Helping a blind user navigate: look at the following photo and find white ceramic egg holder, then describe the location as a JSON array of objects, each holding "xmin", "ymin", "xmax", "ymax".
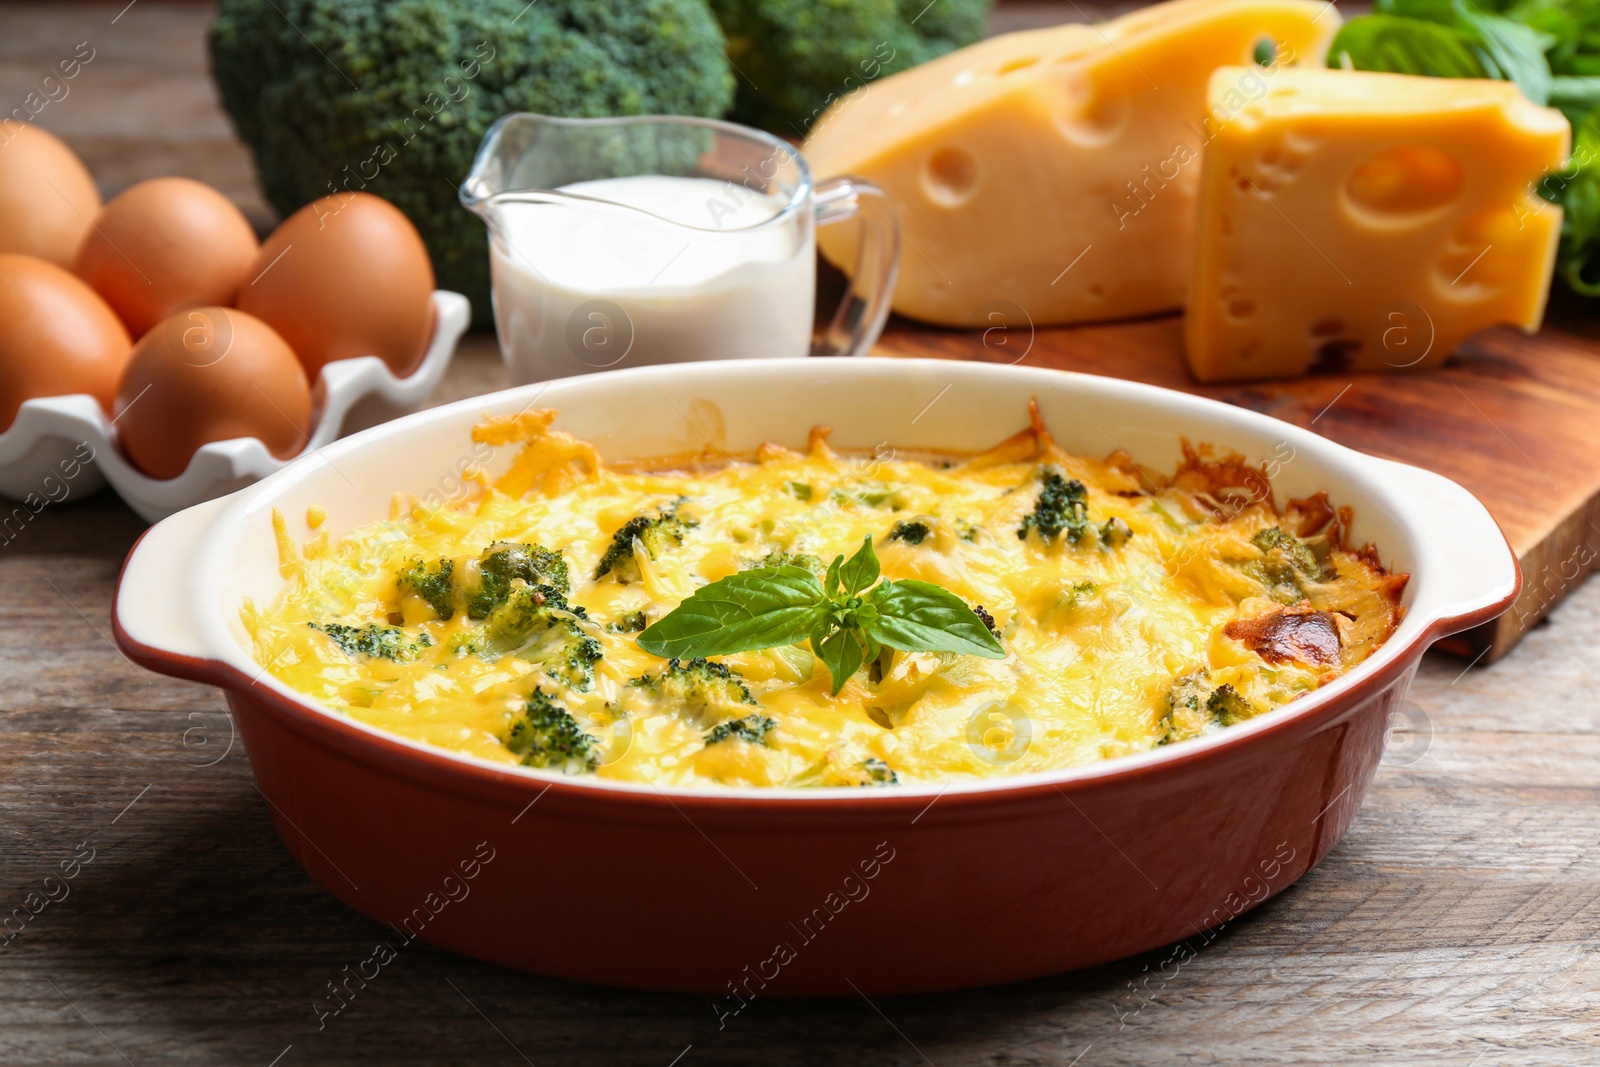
[{"xmin": 0, "ymin": 290, "xmax": 470, "ymax": 522}]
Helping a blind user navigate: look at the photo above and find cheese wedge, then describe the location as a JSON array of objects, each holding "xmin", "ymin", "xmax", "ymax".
[
  {"xmin": 805, "ymin": 0, "xmax": 1341, "ymax": 328},
  {"xmin": 1185, "ymin": 68, "xmax": 1570, "ymax": 381}
]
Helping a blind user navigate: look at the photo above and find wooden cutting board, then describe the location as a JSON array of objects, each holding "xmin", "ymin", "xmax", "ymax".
[{"xmin": 868, "ymin": 289, "xmax": 1600, "ymax": 662}]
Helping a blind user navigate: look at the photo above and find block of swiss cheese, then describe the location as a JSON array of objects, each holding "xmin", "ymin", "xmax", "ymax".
[
  {"xmin": 804, "ymin": 0, "xmax": 1341, "ymax": 328},
  {"xmin": 1186, "ymin": 67, "xmax": 1571, "ymax": 381}
]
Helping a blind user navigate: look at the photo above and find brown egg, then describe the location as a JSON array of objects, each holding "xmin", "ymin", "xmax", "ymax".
[
  {"xmin": 0, "ymin": 254, "xmax": 131, "ymax": 434},
  {"xmin": 114, "ymin": 307, "xmax": 311, "ymax": 480},
  {"xmin": 237, "ymin": 192, "xmax": 435, "ymax": 380},
  {"xmin": 0, "ymin": 122, "xmax": 101, "ymax": 268},
  {"xmin": 74, "ymin": 177, "xmax": 259, "ymax": 339}
]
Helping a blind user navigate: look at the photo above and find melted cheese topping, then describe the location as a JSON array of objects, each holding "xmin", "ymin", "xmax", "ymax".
[{"xmin": 245, "ymin": 411, "xmax": 1405, "ymax": 789}]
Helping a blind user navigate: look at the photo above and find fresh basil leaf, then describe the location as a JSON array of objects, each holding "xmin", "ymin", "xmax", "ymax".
[
  {"xmin": 813, "ymin": 623, "xmax": 868, "ymax": 695},
  {"xmin": 863, "ymin": 580, "xmax": 1007, "ymax": 659},
  {"xmin": 638, "ymin": 566, "xmax": 826, "ymax": 659},
  {"xmin": 1376, "ymin": 0, "xmax": 1461, "ymax": 22},
  {"xmin": 824, "ymin": 554, "xmax": 843, "ymax": 600},
  {"xmin": 1509, "ymin": 0, "xmax": 1587, "ymax": 73},
  {"xmin": 1552, "ymin": 75, "xmax": 1600, "ymax": 122},
  {"xmin": 1543, "ymin": 108, "xmax": 1600, "ymax": 294},
  {"xmin": 1330, "ymin": 14, "xmax": 1492, "ymax": 77},
  {"xmin": 1459, "ymin": 6, "xmax": 1556, "ymax": 103},
  {"xmin": 837, "ymin": 536, "xmax": 880, "ymax": 597}
]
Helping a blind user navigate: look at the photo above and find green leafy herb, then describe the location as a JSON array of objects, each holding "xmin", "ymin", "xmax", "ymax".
[
  {"xmin": 1542, "ymin": 109, "xmax": 1600, "ymax": 294},
  {"xmin": 637, "ymin": 537, "xmax": 1005, "ymax": 695}
]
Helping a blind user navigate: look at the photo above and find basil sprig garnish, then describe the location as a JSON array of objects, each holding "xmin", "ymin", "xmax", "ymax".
[{"xmin": 637, "ymin": 537, "xmax": 1005, "ymax": 694}]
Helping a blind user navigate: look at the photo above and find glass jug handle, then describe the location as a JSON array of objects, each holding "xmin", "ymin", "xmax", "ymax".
[{"xmin": 811, "ymin": 177, "xmax": 901, "ymax": 359}]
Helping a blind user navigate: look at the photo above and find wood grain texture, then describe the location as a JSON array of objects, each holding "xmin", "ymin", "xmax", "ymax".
[{"xmin": 1, "ymin": 2, "xmax": 1596, "ymax": 1065}]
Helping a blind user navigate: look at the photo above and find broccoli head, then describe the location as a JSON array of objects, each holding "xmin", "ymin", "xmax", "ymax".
[
  {"xmin": 609, "ymin": 610, "xmax": 649, "ymax": 633},
  {"xmin": 1158, "ymin": 673, "xmax": 1259, "ymax": 743},
  {"xmin": 1245, "ymin": 527, "xmax": 1334, "ymax": 604},
  {"xmin": 709, "ymin": 0, "xmax": 992, "ymax": 134},
  {"xmin": 1018, "ymin": 466, "xmax": 1092, "ymax": 545},
  {"xmin": 887, "ymin": 520, "xmax": 930, "ymax": 545},
  {"xmin": 310, "ymin": 622, "xmax": 433, "ymax": 662},
  {"xmin": 398, "ymin": 558, "xmax": 456, "ymax": 620},
  {"xmin": 401, "ymin": 543, "xmax": 576, "ymax": 621},
  {"xmin": 630, "ymin": 657, "xmax": 757, "ymax": 723},
  {"xmin": 507, "ymin": 688, "xmax": 600, "ymax": 772},
  {"xmin": 594, "ymin": 502, "xmax": 693, "ymax": 582},
  {"xmin": 743, "ymin": 548, "xmax": 823, "ymax": 576},
  {"xmin": 704, "ymin": 713, "xmax": 777, "ymax": 746},
  {"xmin": 463, "ymin": 542, "xmax": 571, "ymax": 618},
  {"xmin": 209, "ymin": 0, "xmax": 736, "ymax": 320},
  {"xmin": 455, "ymin": 586, "xmax": 603, "ymax": 689}
]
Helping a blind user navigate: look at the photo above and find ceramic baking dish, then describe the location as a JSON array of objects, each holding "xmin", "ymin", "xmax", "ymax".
[{"xmin": 112, "ymin": 358, "xmax": 1518, "ymax": 996}]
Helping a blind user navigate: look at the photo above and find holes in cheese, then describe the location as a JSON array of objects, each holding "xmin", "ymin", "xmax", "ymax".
[
  {"xmin": 924, "ymin": 146, "xmax": 981, "ymax": 206},
  {"xmin": 1343, "ymin": 146, "xmax": 1465, "ymax": 223},
  {"xmin": 1058, "ymin": 71, "xmax": 1133, "ymax": 147},
  {"xmin": 804, "ymin": 0, "xmax": 1341, "ymax": 328},
  {"xmin": 1185, "ymin": 67, "xmax": 1571, "ymax": 382}
]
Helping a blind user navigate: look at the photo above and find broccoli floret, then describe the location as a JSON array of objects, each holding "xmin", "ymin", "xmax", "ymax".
[
  {"xmin": 464, "ymin": 542, "xmax": 571, "ymax": 619},
  {"xmin": 506, "ymin": 688, "xmax": 600, "ymax": 772},
  {"xmin": 209, "ymin": 0, "xmax": 735, "ymax": 322},
  {"xmin": 1245, "ymin": 527, "xmax": 1334, "ymax": 604},
  {"xmin": 309, "ymin": 622, "xmax": 433, "ymax": 662},
  {"xmin": 709, "ymin": 0, "xmax": 992, "ymax": 134},
  {"xmin": 1100, "ymin": 516, "xmax": 1134, "ymax": 548},
  {"xmin": 610, "ymin": 610, "xmax": 649, "ymax": 633},
  {"xmin": 400, "ymin": 543, "xmax": 576, "ymax": 622},
  {"xmin": 743, "ymin": 548, "xmax": 823, "ymax": 575},
  {"xmin": 857, "ymin": 758, "xmax": 899, "ymax": 786},
  {"xmin": 704, "ymin": 713, "xmax": 777, "ymax": 746},
  {"xmin": 631, "ymin": 657, "xmax": 756, "ymax": 722},
  {"xmin": 398, "ymin": 559, "xmax": 455, "ymax": 620},
  {"xmin": 594, "ymin": 503, "xmax": 693, "ymax": 582},
  {"xmin": 1018, "ymin": 466, "xmax": 1092, "ymax": 545},
  {"xmin": 1206, "ymin": 684, "xmax": 1255, "ymax": 728},
  {"xmin": 556, "ymin": 633, "xmax": 605, "ymax": 691},
  {"xmin": 1159, "ymin": 672, "xmax": 1212, "ymax": 745},
  {"xmin": 453, "ymin": 586, "xmax": 603, "ymax": 689},
  {"xmin": 1158, "ymin": 674, "xmax": 1258, "ymax": 742},
  {"xmin": 887, "ymin": 520, "xmax": 930, "ymax": 545}
]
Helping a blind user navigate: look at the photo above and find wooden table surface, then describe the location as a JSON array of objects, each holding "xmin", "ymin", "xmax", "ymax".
[{"xmin": 3, "ymin": 3, "xmax": 1598, "ymax": 1065}]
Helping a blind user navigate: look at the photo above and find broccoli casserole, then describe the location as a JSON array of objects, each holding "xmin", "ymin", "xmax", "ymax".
[{"xmin": 245, "ymin": 405, "xmax": 1407, "ymax": 788}]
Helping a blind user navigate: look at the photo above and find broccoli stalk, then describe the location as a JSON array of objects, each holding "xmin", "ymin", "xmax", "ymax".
[
  {"xmin": 209, "ymin": 0, "xmax": 736, "ymax": 321},
  {"xmin": 507, "ymin": 688, "xmax": 600, "ymax": 772}
]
